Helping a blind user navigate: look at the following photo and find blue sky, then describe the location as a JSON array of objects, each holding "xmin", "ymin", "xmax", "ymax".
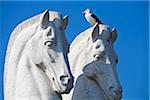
[{"xmin": 0, "ymin": 1, "xmax": 149, "ymax": 100}]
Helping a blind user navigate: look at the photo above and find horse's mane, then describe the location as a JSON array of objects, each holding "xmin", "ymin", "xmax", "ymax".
[
  {"xmin": 4, "ymin": 11, "xmax": 62, "ymax": 96},
  {"xmin": 69, "ymin": 27, "xmax": 92, "ymax": 52}
]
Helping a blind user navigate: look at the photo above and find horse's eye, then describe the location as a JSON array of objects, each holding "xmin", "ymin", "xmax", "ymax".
[
  {"xmin": 93, "ymin": 54, "xmax": 101, "ymax": 60},
  {"xmin": 95, "ymin": 45, "xmax": 100, "ymax": 49},
  {"xmin": 93, "ymin": 51, "xmax": 105, "ymax": 61}
]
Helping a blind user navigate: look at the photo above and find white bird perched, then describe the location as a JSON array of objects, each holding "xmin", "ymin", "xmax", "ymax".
[{"xmin": 83, "ymin": 8, "xmax": 103, "ymax": 26}]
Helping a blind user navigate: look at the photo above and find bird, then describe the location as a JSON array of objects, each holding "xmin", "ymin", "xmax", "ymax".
[{"xmin": 82, "ymin": 8, "xmax": 103, "ymax": 26}]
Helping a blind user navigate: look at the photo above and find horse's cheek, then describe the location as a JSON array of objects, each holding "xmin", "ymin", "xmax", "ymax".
[{"xmin": 33, "ymin": 47, "xmax": 43, "ymax": 64}]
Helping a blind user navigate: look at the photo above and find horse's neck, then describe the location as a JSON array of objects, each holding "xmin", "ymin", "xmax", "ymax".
[
  {"xmin": 62, "ymin": 74, "xmax": 105, "ymax": 100},
  {"xmin": 72, "ymin": 75, "xmax": 105, "ymax": 100},
  {"xmin": 69, "ymin": 44, "xmax": 92, "ymax": 81},
  {"xmin": 62, "ymin": 43, "xmax": 90, "ymax": 100},
  {"xmin": 14, "ymin": 50, "xmax": 62, "ymax": 100},
  {"xmin": 69, "ymin": 52, "xmax": 83, "ymax": 81}
]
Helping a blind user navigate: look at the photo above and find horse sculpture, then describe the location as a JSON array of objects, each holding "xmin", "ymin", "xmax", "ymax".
[
  {"xmin": 62, "ymin": 23, "xmax": 122, "ymax": 100},
  {"xmin": 4, "ymin": 10, "xmax": 74, "ymax": 100}
]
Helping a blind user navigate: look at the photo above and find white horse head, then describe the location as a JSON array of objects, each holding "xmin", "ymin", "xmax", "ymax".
[
  {"xmin": 29, "ymin": 10, "xmax": 74, "ymax": 94},
  {"xmin": 65, "ymin": 23, "xmax": 122, "ymax": 100},
  {"xmin": 4, "ymin": 10, "xmax": 73, "ymax": 100}
]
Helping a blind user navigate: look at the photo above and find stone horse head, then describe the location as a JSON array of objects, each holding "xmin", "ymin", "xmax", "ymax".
[
  {"xmin": 63, "ymin": 23, "xmax": 122, "ymax": 100},
  {"xmin": 4, "ymin": 10, "xmax": 73, "ymax": 100},
  {"xmin": 82, "ymin": 24, "xmax": 122, "ymax": 99}
]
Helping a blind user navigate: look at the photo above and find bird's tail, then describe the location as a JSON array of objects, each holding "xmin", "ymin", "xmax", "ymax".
[{"xmin": 98, "ymin": 20, "xmax": 103, "ymax": 24}]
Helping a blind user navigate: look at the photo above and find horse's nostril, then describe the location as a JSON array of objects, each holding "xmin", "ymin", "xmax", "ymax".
[
  {"xmin": 118, "ymin": 87, "xmax": 123, "ymax": 94},
  {"xmin": 60, "ymin": 75, "xmax": 68, "ymax": 83},
  {"xmin": 109, "ymin": 86, "xmax": 123, "ymax": 95},
  {"xmin": 108, "ymin": 86, "xmax": 118, "ymax": 93},
  {"xmin": 109, "ymin": 86, "xmax": 114, "ymax": 91}
]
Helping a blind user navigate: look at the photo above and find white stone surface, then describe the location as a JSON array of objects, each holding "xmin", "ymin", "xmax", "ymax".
[
  {"xmin": 4, "ymin": 10, "xmax": 73, "ymax": 100},
  {"xmin": 62, "ymin": 24, "xmax": 122, "ymax": 100}
]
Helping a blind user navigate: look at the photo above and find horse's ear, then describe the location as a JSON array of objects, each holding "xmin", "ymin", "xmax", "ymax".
[
  {"xmin": 39, "ymin": 9, "xmax": 49, "ymax": 29},
  {"xmin": 61, "ymin": 15, "xmax": 68, "ymax": 30},
  {"xmin": 111, "ymin": 27, "xmax": 117, "ymax": 43},
  {"xmin": 91, "ymin": 23, "xmax": 99, "ymax": 42}
]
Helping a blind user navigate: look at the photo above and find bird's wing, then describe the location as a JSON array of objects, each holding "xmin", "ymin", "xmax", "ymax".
[{"xmin": 91, "ymin": 14, "xmax": 103, "ymax": 24}]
